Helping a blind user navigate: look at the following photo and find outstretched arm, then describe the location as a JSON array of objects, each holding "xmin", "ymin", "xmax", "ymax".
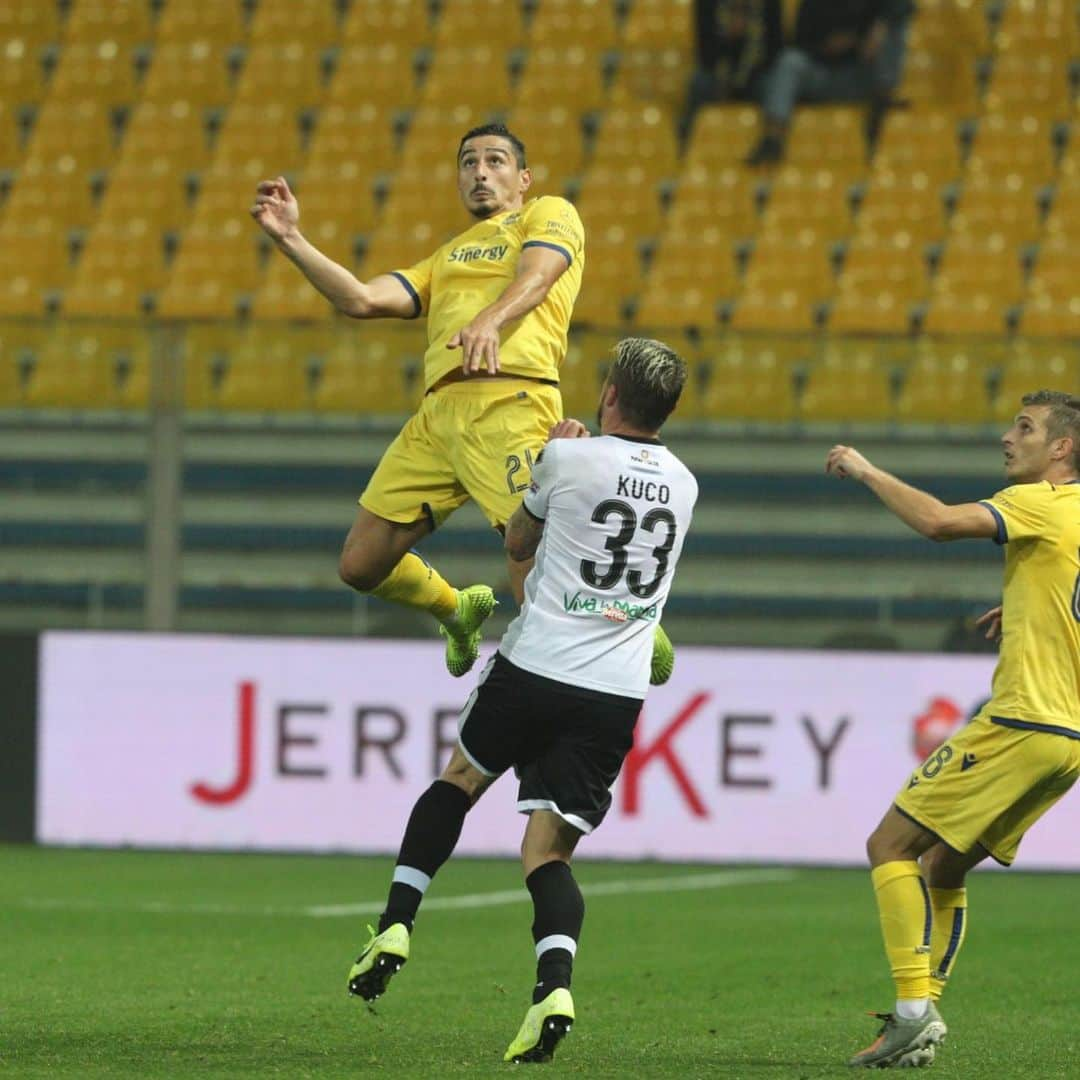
[
  {"xmin": 825, "ymin": 445, "xmax": 999, "ymax": 541},
  {"xmin": 251, "ymin": 176, "xmax": 417, "ymax": 319}
]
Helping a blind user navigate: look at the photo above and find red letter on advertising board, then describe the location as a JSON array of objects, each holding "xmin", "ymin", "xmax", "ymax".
[
  {"xmin": 620, "ymin": 692, "xmax": 709, "ymax": 817},
  {"xmin": 190, "ymin": 681, "xmax": 255, "ymax": 806}
]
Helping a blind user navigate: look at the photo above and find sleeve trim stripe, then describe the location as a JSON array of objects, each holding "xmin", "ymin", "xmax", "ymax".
[
  {"xmin": 522, "ymin": 239, "xmax": 573, "ymax": 265},
  {"xmin": 390, "ymin": 271, "xmax": 422, "ymax": 318},
  {"xmin": 979, "ymin": 500, "xmax": 1008, "ymax": 545},
  {"xmin": 522, "ymin": 502, "xmax": 545, "ymax": 523}
]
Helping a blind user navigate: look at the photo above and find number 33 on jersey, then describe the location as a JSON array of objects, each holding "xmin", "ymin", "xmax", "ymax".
[{"xmin": 499, "ymin": 433, "xmax": 698, "ymax": 699}]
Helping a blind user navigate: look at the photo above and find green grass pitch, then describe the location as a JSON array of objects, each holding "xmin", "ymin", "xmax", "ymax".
[{"xmin": 2, "ymin": 846, "xmax": 1078, "ymax": 1078}]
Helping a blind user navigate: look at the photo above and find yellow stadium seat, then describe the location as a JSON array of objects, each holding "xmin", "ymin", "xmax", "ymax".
[
  {"xmin": 950, "ymin": 175, "xmax": 1043, "ymax": 245},
  {"xmin": 155, "ymin": 1, "xmax": 246, "ymax": 45},
  {"xmin": 623, "ymin": 0, "xmax": 692, "ymax": 50},
  {"xmin": 906, "ymin": 0, "xmax": 989, "ymax": 55},
  {"xmin": 0, "ymin": 318, "xmax": 51, "ymax": 402},
  {"xmin": 361, "ymin": 218, "xmax": 461, "ymax": 277},
  {"xmin": 307, "ymin": 102, "xmax": 398, "ymax": 178},
  {"xmin": 515, "ymin": 46, "xmax": 608, "ymax": 113},
  {"xmin": 23, "ymin": 100, "xmax": 116, "ymax": 173},
  {"xmin": 759, "ymin": 166, "xmax": 853, "ymax": 237},
  {"xmin": 801, "ymin": 341, "xmax": 895, "ymax": 423},
  {"xmin": 570, "ymin": 224, "xmax": 641, "ymax": 326},
  {"xmin": 24, "ymin": 325, "xmax": 124, "ymax": 409},
  {"xmin": 434, "ymin": 0, "xmax": 525, "ymax": 48},
  {"xmin": 341, "ymin": 0, "xmax": 432, "ymax": 50},
  {"xmin": 398, "ymin": 105, "xmax": 486, "ymax": 173},
  {"xmin": 731, "ymin": 233, "xmax": 835, "ymax": 333},
  {"xmin": 896, "ymin": 48, "xmax": 980, "ymax": 115},
  {"xmin": 529, "ymin": 0, "xmax": 619, "ymax": 52},
  {"xmin": 698, "ymin": 333, "xmax": 803, "ymax": 422},
  {"xmin": 576, "ymin": 165, "xmax": 666, "ymax": 236},
  {"xmin": 828, "ymin": 229, "xmax": 929, "ymax": 334},
  {"xmin": 0, "ymin": 102, "xmax": 22, "ymax": 173},
  {"xmin": 965, "ymin": 113, "xmax": 1057, "ymax": 185},
  {"xmin": 47, "ymin": 42, "xmax": 139, "ymax": 107},
  {"xmin": 503, "ymin": 106, "xmax": 585, "ymax": 192},
  {"xmin": 248, "ymin": 256, "xmax": 339, "ymax": 322},
  {"xmin": 983, "ymin": 53, "xmax": 1072, "ymax": 120},
  {"xmin": 216, "ymin": 326, "xmax": 314, "ymax": 412},
  {"xmin": 328, "ymin": 44, "xmax": 421, "ymax": 108},
  {"xmin": 233, "ymin": 43, "xmax": 326, "ymax": 109},
  {"xmin": 856, "ymin": 171, "xmax": 948, "ymax": 242},
  {"xmin": 208, "ymin": 102, "xmax": 305, "ymax": 174},
  {"xmin": 63, "ymin": 0, "xmax": 154, "ymax": 46},
  {"xmin": 156, "ymin": 218, "xmax": 262, "ymax": 319},
  {"xmin": 896, "ymin": 342, "xmax": 994, "ymax": 424},
  {"xmin": 994, "ymin": 340, "xmax": 1080, "ymax": 417},
  {"xmin": 96, "ymin": 159, "xmax": 191, "ymax": 232},
  {"xmin": 558, "ymin": 328, "xmax": 621, "ymax": 419},
  {"xmin": 610, "ymin": 47, "xmax": 690, "ymax": 111},
  {"xmin": 420, "ymin": 45, "xmax": 513, "ymax": 110},
  {"xmin": 667, "ymin": 163, "xmax": 758, "ymax": 237},
  {"xmin": 288, "ymin": 168, "xmax": 381, "ymax": 242},
  {"xmin": 995, "ymin": 0, "xmax": 1078, "ymax": 59},
  {"xmin": 119, "ymin": 100, "xmax": 212, "ymax": 169},
  {"xmin": 0, "ymin": 37, "xmax": 48, "ymax": 107},
  {"xmin": 0, "ymin": 0, "xmax": 61, "ymax": 44},
  {"xmin": 636, "ymin": 226, "xmax": 737, "ymax": 330},
  {"xmin": 63, "ymin": 218, "xmax": 169, "ymax": 317},
  {"xmin": 378, "ymin": 160, "xmax": 470, "ymax": 240},
  {"xmin": 784, "ymin": 107, "xmax": 867, "ymax": 177},
  {"xmin": 247, "ymin": 0, "xmax": 341, "ymax": 45},
  {"xmin": 3, "ymin": 158, "xmax": 98, "ymax": 230},
  {"xmin": 684, "ymin": 105, "xmax": 761, "ymax": 168},
  {"xmin": 590, "ymin": 104, "xmax": 680, "ymax": 177},
  {"xmin": 181, "ymin": 322, "xmax": 240, "ymax": 409},
  {"xmin": 871, "ymin": 110, "xmax": 962, "ymax": 185},
  {"xmin": 313, "ymin": 327, "xmax": 423, "ymax": 414},
  {"xmin": 140, "ymin": 42, "xmax": 234, "ymax": 107},
  {"xmin": 0, "ymin": 223, "xmax": 71, "ymax": 315}
]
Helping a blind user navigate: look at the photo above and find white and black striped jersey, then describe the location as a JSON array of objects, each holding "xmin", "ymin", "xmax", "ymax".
[{"xmin": 498, "ymin": 433, "xmax": 698, "ymax": 698}]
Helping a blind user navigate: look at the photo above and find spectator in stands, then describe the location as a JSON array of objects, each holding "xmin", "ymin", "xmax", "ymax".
[
  {"xmin": 742, "ymin": 0, "xmax": 913, "ymax": 165},
  {"xmin": 684, "ymin": 0, "xmax": 785, "ymax": 128}
]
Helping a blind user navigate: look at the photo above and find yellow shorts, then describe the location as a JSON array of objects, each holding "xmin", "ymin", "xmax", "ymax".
[
  {"xmin": 894, "ymin": 713, "xmax": 1080, "ymax": 865},
  {"xmin": 360, "ymin": 378, "xmax": 563, "ymax": 530}
]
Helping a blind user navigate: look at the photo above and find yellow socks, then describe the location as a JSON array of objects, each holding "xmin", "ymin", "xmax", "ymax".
[
  {"xmin": 928, "ymin": 887, "xmax": 967, "ymax": 1002},
  {"xmin": 871, "ymin": 861, "xmax": 932, "ymax": 1001},
  {"xmin": 370, "ymin": 552, "xmax": 457, "ymax": 621}
]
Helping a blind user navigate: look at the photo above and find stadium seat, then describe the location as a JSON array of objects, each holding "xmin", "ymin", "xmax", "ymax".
[
  {"xmin": 312, "ymin": 327, "xmax": 422, "ymax": 414},
  {"xmin": 249, "ymin": 252, "xmax": 340, "ymax": 322},
  {"xmin": 994, "ymin": 340, "xmax": 1080, "ymax": 417},
  {"xmin": 139, "ymin": 42, "xmax": 234, "ymax": 108},
  {"xmin": 945, "ymin": 175, "xmax": 1042, "ymax": 246},
  {"xmin": 895, "ymin": 341, "xmax": 995, "ymax": 424},
  {"xmin": 569, "ymin": 224, "xmax": 641, "ymax": 326},
  {"xmin": 636, "ymin": 224, "xmax": 738, "ymax": 329},
  {"xmin": 378, "ymin": 160, "xmax": 470, "ymax": 241},
  {"xmin": 420, "ymin": 45, "xmax": 514, "ymax": 111},
  {"xmin": 0, "ymin": 0, "xmax": 62, "ymax": 45},
  {"xmin": 216, "ymin": 325, "xmax": 315, "ymax": 412},
  {"xmin": 433, "ymin": 0, "xmax": 525, "ymax": 49},
  {"xmin": 610, "ymin": 47, "xmax": 692, "ymax": 111},
  {"xmin": 698, "ymin": 333, "xmax": 803, "ymax": 422},
  {"xmin": 684, "ymin": 105, "xmax": 761, "ymax": 168},
  {"xmin": 63, "ymin": 218, "xmax": 169, "ymax": 317},
  {"xmin": 558, "ymin": 328, "xmax": 621, "ymax": 419},
  {"xmin": 2, "ymin": 157, "xmax": 98, "ymax": 231},
  {"xmin": 529, "ymin": 0, "xmax": 619, "ymax": 53},
  {"xmin": 1021, "ymin": 233, "xmax": 1080, "ymax": 338},
  {"xmin": 856, "ymin": 171, "xmax": 948, "ymax": 242},
  {"xmin": 828, "ymin": 230, "xmax": 929, "ymax": 334},
  {"xmin": 994, "ymin": 0, "xmax": 1078, "ymax": 60},
  {"xmin": 63, "ymin": 0, "xmax": 154, "ymax": 47},
  {"xmin": 965, "ymin": 113, "xmax": 1057, "ymax": 185},
  {"xmin": 0, "ymin": 318, "xmax": 50, "ymax": 401},
  {"xmin": 759, "ymin": 166, "xmax": 853, "ymax": 237},
  {"xmin": 328, "ymin": 44, "xmax": 420, "ymax": 109},
  {"xmin": 503, "ymin": 106, "xmax": 585, "ymax": 192},
  {"xmin": 362, "ymin": 216, "xmax": 462, "ymax": 276},
  {"xmin": 232, "ymin": 43, "xmax": 326, "ymax": 109},
  {"xmin": 784, "ymin": 107, "xmax": 867, "ymax": 178},
  {"xmin": 731, "ymin": 232, "xmax": 834, "ymax": 333},
  {"xmin": 0, "ymin": 37, "xmax": 49, "ymax": 108},
  {"xmin": 155, "ymin": 0, "xmax": 246, "ymax": 45},
  {"xmin": 590, "ymin": 105, "xmax": 680, "ymax": 179},
  {"xmin": 575, "ymin": 165, "xmax": 666, "ymax": 237},
  {"xmin": 341, "ymin": 0, "xmax": 432, "ymax": 50},
  {"xmin": 23, "ymin": 325, "xmax": 126, "ymax": 409},
  {"xmin": 117, "ymin": 99, "xmax": 212, "ymax": 171},
  {"xmin": 0, "ymin": 101, "xmax": 23, "ymax": 175},
  {"xmin": 286, "ymin": 165, "xmax": 382, "ymax": 242},
  {"xmin": 22, "ymin": 100, "xmax": 117, "ymax": 173},
  {"xmin": 247, "ymin": 0, "xmax": 341, "ymax": 46},
  {"xmin": 896, "ymin": 48, "xmax": 980, "ymax": 115},
  {"xmin": 46, "ymin": 42, "xmax": 140, "ymax": 107},
  {"xmin": 514, "ymin": 46, "xmax": 608, "ymax": 114},
  {"xmin": 667, "ymin": 163, "xmax": 757, "ymax": 239},
  {"xmin": 906, "ymin": 0, "xmax": 990, "ymax": 55},
  {"xmin": 397, "ymin": 105, "xmax": 485, "ymax": 173},
  {"xmin": 207, "ymin": 102, "xmax": 305, "ymax": 176},
  {"xmin": 871, "ymin": 110, "xmax": 962, "ymax": 186},
  {"xmin": 801, "ymin": 340, "xmax": 895, "ymax": 423},
  {"xmin": 983, "ymin": 53, "xmax": 1072, "ymax": 120},
  {"xmin": 0, "ymin": 222, "xmax": 71, "ymax": 316}
]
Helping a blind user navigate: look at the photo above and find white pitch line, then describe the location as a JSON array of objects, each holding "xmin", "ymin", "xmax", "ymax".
[{"xmin": 12, "ymin": 868, "xmax": 796, "ymax": 920}]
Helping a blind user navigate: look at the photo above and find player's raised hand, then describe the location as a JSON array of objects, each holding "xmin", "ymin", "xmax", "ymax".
[
  {"xmin": 447, "ymin": 314, "xmax": 501, "ymax": 375},
  {"xmin": 825, "ymin": 444, "xmax": 872, "ymax": 481},
  {"xmin": 548, "ymin": 419, "xmax": 590, "ymax": 440},
  {"xmin": 250, "ymin": 176, "xmax": 299, "ymax": 242},
  {"xmin": 974, "ymin": 604, "xmax": 1003, "ymax": 640}
]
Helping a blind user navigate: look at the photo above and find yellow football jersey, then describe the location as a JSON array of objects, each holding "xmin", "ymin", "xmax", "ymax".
[
  {"xmin": 979, "ymin": 480, "xmax": 1080, "ymax": 737},
  {"xmin": 390, "ymin": 195, "xmax": 584, "ymax": 391}
]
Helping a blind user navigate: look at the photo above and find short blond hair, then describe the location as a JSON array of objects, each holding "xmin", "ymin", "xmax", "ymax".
[
  {"xmin": 608, "ymin": 337, "xmax": 687, "ymax": 430},
  {"xmin": 1022, "ymin": 389, "xmax": 1080, "ymax": 473}
]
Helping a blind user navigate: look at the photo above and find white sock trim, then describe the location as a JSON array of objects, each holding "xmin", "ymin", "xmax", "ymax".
[
  {"xmin": 392, "ymin": 865, "xmax": 432, "ymax": 894},
  {"xmin": 535, "ymin": 934, "xmax": 578, "ymax": 959},
  {"xmin": 896, "ymin": 998, "xmax": 929, "ymax": 1020}
]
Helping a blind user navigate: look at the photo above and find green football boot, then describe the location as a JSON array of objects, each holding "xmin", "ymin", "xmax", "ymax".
[
  {"xmin": 847, "ymin": 1003, "xmax": 946, "ymax": 1068},
  {"xmin": 503, "ymin": 988, "xmax": 575, "ymax": 1064},
  {"xmin": 347, "ymin": 923, "xmax": 409, "ymax": 1002},
  {"xmin": 650, "ymin": 623, "xmax": 675, "ymax": 685},
  {"xmin": 439, "ymin": 584, "xmax": 497, "ymax": 677}
]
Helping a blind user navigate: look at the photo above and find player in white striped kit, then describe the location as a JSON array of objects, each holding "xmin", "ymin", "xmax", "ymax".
[{"xmin": 347, "ymin": 338, "xmax": 699, "ymax": 1063}]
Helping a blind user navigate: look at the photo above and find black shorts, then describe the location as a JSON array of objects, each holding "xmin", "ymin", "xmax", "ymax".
[{"xmin": 458, "ymin": 652, "xmax": 642, "ymax": 834}]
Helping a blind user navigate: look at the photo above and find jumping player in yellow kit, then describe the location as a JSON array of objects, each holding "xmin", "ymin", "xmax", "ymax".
[
  {"xmin": 826, "ymin": 390, "xmax": 1080, "ymax": 1068},
  {"xmin": 252, "ymin": 122, "xmax": 676, "ymax": 681}
]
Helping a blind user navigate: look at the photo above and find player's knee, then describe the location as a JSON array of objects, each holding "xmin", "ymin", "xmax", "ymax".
[{"xmin": 338, "ymin": 548, "xmax": 384, "ymax": 593}]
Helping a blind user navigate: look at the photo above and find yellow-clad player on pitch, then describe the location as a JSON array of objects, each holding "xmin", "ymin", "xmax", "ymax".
[
  {"xmin": 253, "ymin": 122, "xmax": 676, "ymax": 681},
  {"xmin": 826, "ymin": 389, "xmax": 1080, "ymax": 1069}
]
